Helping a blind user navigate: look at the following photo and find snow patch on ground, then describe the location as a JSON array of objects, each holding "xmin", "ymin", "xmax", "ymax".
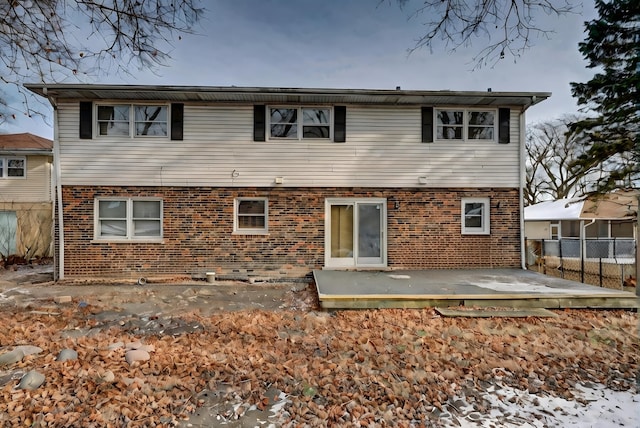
[
  {"xmin": 470, "ymin": 279, "xmax": 615, "ymax": 294},
  {"xmin": 444, "ymin": 383, "xmax": 639, "ymax": 427}
]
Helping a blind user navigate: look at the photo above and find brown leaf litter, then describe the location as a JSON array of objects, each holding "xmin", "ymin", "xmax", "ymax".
[{"xmin": 0, "ymin": 303, "xmax": 637, "ymax": 427}]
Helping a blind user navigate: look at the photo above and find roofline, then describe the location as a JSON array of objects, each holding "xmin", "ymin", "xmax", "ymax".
[
  {"xmin": 0, "ymin": 149, "xmax": 53, "ymax": 156},
  {"xmin": 24, "ymin": 83, "xmax": 551, "ymax": 109}
]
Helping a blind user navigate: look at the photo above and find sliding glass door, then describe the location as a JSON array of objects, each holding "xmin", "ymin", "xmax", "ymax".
[{"xmin": 326, "ymin": 199, "xmax": 386, "ymax": 268}]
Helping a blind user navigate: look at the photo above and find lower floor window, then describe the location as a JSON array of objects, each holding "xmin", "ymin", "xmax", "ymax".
[
  {"xmin": 461, "ymin": 197, "xmax": 490, "ymax": 235},
  {"xmin": 235, "ymin": 198, "xmax": 268, "ymax": 233},
  {"xmin": 96, "ymin": 198, "xmax": 162, "ymax": 239}
]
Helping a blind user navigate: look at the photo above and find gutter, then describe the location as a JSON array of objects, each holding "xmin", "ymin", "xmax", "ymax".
[{"xmin": 0, "ymin": 150, "xmax": 53, "ymax": 156}]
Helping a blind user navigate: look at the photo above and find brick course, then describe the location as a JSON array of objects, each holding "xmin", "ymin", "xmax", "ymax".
[{"xmin": 58, "ymin": 186, "xmax": 521, "ymax": 279}]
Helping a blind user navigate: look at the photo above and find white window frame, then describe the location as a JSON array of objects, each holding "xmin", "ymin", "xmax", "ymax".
[
  {"xmin": 95, "ymin": 103, "xmax": 169, "ymax": 138},
  {"xmin": 94, "ymin": 197, "xmax": 163, "ymax": 241},
  {"xmin": 234, "ymin": 198, "xmax": 269, "ymax": 234},
  {"xmin": 461, "ymin": 197, "xmax": 490, "ymax": 235},
  {"xmin": 267, "ymin": 106, "xmax": 332, "ymax": 141},
  {"xmin": 435, "ymin": 109, "xmax": 497, "ymax": 142},
  {"xmin": 0, "ymin": 156, "xmax": 26, "ymax": 179}
]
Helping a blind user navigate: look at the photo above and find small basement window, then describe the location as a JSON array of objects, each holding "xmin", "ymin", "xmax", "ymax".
[
  {"xmin": 461, "ymin": 198, "xmax": 490, "ymax": 235},
  {"xmin": 234, "ymin": 198, "xmax": 268, "ymax": 234}
]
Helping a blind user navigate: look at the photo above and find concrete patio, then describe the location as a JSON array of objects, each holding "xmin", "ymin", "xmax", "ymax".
[{"xmin": 313, "ymin": 268, "xmax": 640, "ymax": 310}]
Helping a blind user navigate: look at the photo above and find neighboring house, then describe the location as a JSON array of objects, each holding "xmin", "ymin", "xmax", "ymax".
[
  {"xmin": 524, "ymin": 190, "xmax": 637, "ymax": 260},
  {"xmin": 525, "ymin": 190, "xmax": 638, "ymax": 240},
  {"xmin": 25, "ymin": 84, "xmax": 549, "ymax": 280},
  {"xmin": 0, "ymin": 133, "xmax": 53, "ymax": 259}
]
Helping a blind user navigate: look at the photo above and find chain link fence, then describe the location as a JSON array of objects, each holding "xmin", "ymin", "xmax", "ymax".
[{"xmin": 526, "ymin": 238, "xmax": 636, "ymax": 290}]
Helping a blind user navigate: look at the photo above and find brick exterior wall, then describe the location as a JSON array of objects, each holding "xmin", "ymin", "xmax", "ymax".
[{"xmin": 57, "ymin": 186, "xmax": 521, "ymax": 280}]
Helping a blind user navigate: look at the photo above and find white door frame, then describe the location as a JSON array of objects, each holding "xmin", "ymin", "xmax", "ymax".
[{"xmin": 324, "ymin": 198, "xmax": 387, "ymax": 268}]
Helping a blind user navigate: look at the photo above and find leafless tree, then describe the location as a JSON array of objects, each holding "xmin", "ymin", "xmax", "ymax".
[
  {"xmin": 524, "ymin": 115, "xmax": 636, "ymax": 206},
  {"xmin": 397, "ymin": 0, "xmax": 579, "ymax": 68},
  {"xmin": 525, "ymin": 116, "xmax": 592, "ymax": 205},
  {"xmin": 0, "ymin": 0, "xmax": 203, "ymax": 124}
]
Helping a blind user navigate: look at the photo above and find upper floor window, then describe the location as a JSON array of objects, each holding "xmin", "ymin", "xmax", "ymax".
[
  {"xmin": 269, "ymin": 107, "xmax": 331, "ymax": 140},
  {"xmin": 461, "ymin": 197, "xmax": 490, "ymax": 235},
  {"xmin": 234, "ymin": 198, "xmax": 268, "ymax": 234},
  {"xmin": 436, "ymin": 109, "xmax": 496, "ymax": 141},
  {"xmin": 95, "ymin": 198, "xmax": 163, "ymax": 240},
  {"xmin": 0, "ymin": 157, "xmax": 26, "ymax": 178},
  {"xmin": 97, "ymin": 104, "xmax": 168, "ymax": 137}
]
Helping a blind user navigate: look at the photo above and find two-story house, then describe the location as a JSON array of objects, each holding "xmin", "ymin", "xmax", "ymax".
[
  {"xmin": 0, "ymin": 133, "xmax": 53, "ymax": 260},
  {"xmin": 25, "ymin": 84, "xmax": 548, "ymax": 281}
]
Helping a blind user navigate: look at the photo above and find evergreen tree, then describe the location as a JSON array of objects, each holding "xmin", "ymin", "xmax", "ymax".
[{"xmin": 570, "ymin": 0, "xmax": 640, "ymax": 190}]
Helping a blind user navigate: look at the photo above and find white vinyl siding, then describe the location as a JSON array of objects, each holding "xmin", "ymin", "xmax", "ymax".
[
  {"xmin": 0, "ymin": 155, "xmax": 52, "ymax": 202},
  {"xmin": 56, "ymin": 102, "xmax": 521, "ymax": 188}
]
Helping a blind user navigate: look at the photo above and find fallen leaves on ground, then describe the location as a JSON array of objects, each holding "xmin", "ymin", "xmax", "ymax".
[{"xmin": 0, "ymin": 304, "xmax": 637, "ymax": 427}]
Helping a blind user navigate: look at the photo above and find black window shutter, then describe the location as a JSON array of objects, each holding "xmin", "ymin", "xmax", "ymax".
[
  {"xmin": 171, "ymin": 103, "xmax": 184, "ymax": 140},
  {"xmin": 79, "ymin": 102, "xmax": 92, "ymax": 139},
  {"xmin": 421, "ymin": 107, "xmax": 434, "ymax": 143},
  {"xmin": 334, "ymin": 106, "xmax": 346, "ymax": 143},
  {"xmin": 498, "ymin": 108, "xmax": 510, "ymax": 144},
  {"xmin": 253, "ymin": 105, "xmax": 266, "ymax": 141}
]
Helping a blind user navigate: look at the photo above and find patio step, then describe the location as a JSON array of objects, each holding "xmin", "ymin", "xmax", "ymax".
[{"xmin": 435, "ymin": 307, "xmax": 559, "ymax": 318}]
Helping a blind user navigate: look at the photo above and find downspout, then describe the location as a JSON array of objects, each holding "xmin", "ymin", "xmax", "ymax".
[
  {"xmin": 519, "ymin": 108, "xmax": 526, "ymax": 269},
  {"xmin": 45, "ymin": 88, "xmax": 64, "ymax": 280}
]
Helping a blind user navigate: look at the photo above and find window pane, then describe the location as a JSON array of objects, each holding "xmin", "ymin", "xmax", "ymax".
[
  {"xmin": 437, "ymin": 111, "xmax": 464, "ymax": 125},
  {"xmin": 465, "ymin": 215, "xmax": 483, "ymax": 228},
  {"xmin": 331, "ymin": 205, "xmax": 354, "ymax": 258},
  {"xmin": 303, "ymin": 126, "xmax": 330, "ymax": 138},
  {"xmin": 270, "ymin": 108, "xmax": 297, "ymax": 124},
  {"xmin": 303, "ymin": 108, "xmax": 330, "ymax": 124},
  {"xmin": 358, "ymin": 204, "xmax": 381, "ymax": 258},
  {"xmin": 134, "ymin": 106, "xmax": 168, "ymax": 136},
  {"xmin": 7, "ymin": 159, "xmax": 25, "ymax": 177},
  {"xmin": 100, "ymin": 220, "xmax": 127, "ymax": 236},
  {"xmin": 270, "ymin": 108, "xmax": 297, "ymax": 138},
  {"xmin": 99, "ymin": 200, "xmax": 126, "ymax": 218},
  {"xmin": 133, "ymin": 201, "xmax": 161, "ymax": 219},
  {"xmin": 97, "ymin": 105, "xmax": 130, "ymax": 136},
  {"xmin": 0, "ymin": 159, "xmax": 3, "ymax": 177},
  {"xmin": 238, "ymin": 200, "xmax": 265, "ymax": 214},
  {"xmin": 237, "ymin": 199, "xmax": 266, "ymax": 230},
  {"xmin": 271, "ymin": 124, "xmax": 297, "ymax": 138},
  {"xmin": 468, "ymin": 127, "xmax": 494, "ymax": 140},
  {"xmin": 437, "ymin": 126, "xmax": 463, "ymax": 139},
  {"xmin": 468, "ymin": 111, "xmax": 494, "ymax": 125},
  {"xmin": 238, "ymin": 216, "xmax": 265, "ymax": 229},
  {"xmin": 134, "ymin": 220, "xmax": 161, "ymax": 236},
  {"xmin": 464, "ymin": 203, "xmax": 484, "ymax": 228}
]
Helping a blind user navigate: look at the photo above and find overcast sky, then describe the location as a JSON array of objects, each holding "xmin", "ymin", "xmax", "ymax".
[{"xmin": 2, "ymin": 0, "xmax": 597, "ymax": 139}]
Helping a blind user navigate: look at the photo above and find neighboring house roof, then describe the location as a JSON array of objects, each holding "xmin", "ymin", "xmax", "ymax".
[
  {"xmin": 525, "ymin": 190, "xmax": 639, "ymax": 221},
  {"xmin": 23, "ymin": 84, "xmax": 550, "ymax": 110},
  {"xmin": 0, "ymin": 133, "xmax": 53, "ymax": 155}
]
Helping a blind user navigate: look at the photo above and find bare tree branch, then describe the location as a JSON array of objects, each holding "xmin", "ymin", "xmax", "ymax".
[
  {"xmin": 0, "ymin": 0, "xmax": 203, "ymax": 125},
  {"xmin": 397, "ymin": 0, "xmax": 579, "ymax": 69},
  {"xmin": 525, "ymin": 115, "xmax": 636, "ymax": 205}
]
